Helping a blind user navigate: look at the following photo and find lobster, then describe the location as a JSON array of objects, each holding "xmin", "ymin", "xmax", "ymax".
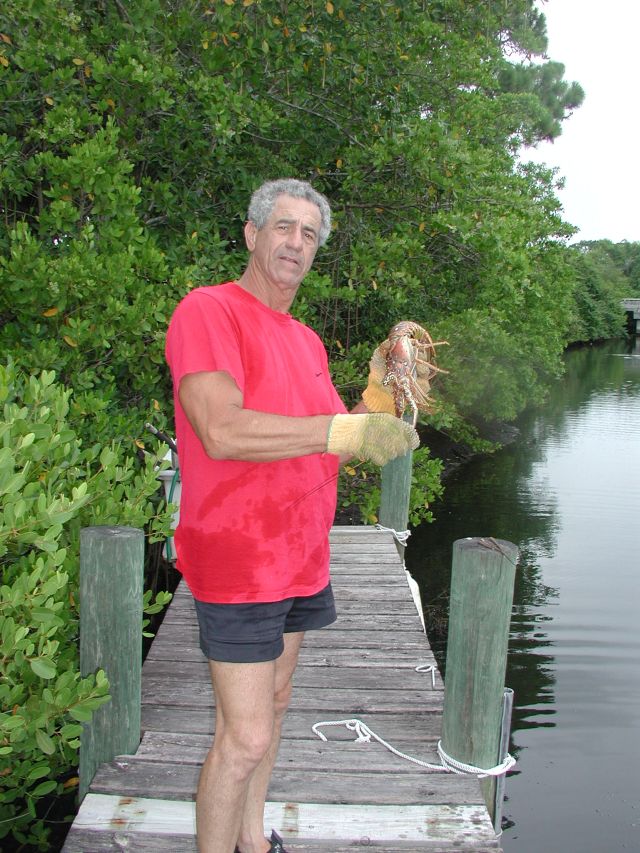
[{"xmin": 380, "ymin": 320, "xmax": 447, "ymax": 426}]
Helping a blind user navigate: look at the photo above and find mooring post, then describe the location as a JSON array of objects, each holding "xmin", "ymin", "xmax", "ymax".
[
  {"xmin": 378, "ymin": 419, "xmax": 425, "ymax": 625},
  {"xmin": 441, "ymin": 536, "xmax": 518, "ymax": 826},
  {"xmin": 378, "ymin": 414, "xmax": 414, "ymax": 559},
  {"xmin": 78, "ymin": 526, "xmax": 144, "ymax": 801}
]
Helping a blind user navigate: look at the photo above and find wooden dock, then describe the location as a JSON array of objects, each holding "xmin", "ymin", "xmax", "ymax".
[{"xmin": 63, "ymin": 526, "xmax": 501, "ymax": 852}]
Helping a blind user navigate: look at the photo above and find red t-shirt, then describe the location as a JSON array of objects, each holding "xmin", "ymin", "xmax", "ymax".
[{"xmin": 165, "ymin": 283, "xmax": 347, "ymax": 603}]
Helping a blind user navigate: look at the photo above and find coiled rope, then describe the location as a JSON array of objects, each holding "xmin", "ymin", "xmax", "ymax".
[
  {"xmin": 312, "ymin": 718, "xmax": 515, "ymax": 779},
  {"xmin": 312, "ymin": 665, "xmax": 516, "ymax": 779}
]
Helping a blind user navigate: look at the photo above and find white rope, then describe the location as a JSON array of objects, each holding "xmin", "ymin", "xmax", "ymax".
[
  {"xmin": 415, "ymin": 663, "xmax": 437, "ymax": 687},
  {"xmin": 312, "ymin": 718, "xmax": 447, "ymax": 772},
  {"xmin": 437, "ymin": 741, "xmax": 516, "ymax": 778},
  {"xmin": 312, "ymin": 719, "xmax": 516, "ymax": 779},
  {"xmin": 374, "ymin": 523, "xmax": 411, "ymax": 546}
]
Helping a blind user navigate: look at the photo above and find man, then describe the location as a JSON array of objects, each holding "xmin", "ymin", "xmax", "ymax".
[{"xmin": 165, "ymin": 178, "xmax": 419, "ymax": 853}]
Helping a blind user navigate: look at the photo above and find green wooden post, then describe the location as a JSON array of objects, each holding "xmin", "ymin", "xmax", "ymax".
[
  {"xmin": 79, "ymin": 526, "xmax": 144, "ymax": 801},
  {"xmin": 441, "ymin": 537, "xmax": 518, "ymax": 824},
  {"xmin": 378, "ymin": 412, "xmax": 414, "ymax": 559}
]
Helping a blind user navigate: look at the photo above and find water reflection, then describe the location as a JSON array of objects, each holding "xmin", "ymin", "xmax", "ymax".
[{"xmin": 406, "ymin": 339, "xmax": 640, "ymax": 853}]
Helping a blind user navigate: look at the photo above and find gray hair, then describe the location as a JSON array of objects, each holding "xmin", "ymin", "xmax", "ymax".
[{"xmin": 247, "ymin": 179, "xmax": 332, "ymax": 246}]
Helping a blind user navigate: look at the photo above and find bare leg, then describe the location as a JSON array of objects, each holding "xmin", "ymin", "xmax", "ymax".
[
  {"xmin": 195, "ymin": 633, "xmax": 304, "ymax": 853},
  {"xmin": 236, "ymin": 632, "xmax": 304, "ymax": 852},
  {"xmin": 196, "ymin": 658, "xmax": 277, "ymax": 853}
]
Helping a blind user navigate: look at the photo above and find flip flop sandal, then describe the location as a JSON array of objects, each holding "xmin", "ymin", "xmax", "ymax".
[
  {"xmin": 234, "ymin": 830, "xmax": 290, "ymax": 853},
  {"xmin": 268, "ymin": 830, "xmax": 289, "ymax": 852}
]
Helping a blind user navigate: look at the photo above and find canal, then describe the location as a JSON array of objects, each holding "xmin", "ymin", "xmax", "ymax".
[{"xmin": 406, "ymin": 338, "xmax": 640, "ymax": 853}]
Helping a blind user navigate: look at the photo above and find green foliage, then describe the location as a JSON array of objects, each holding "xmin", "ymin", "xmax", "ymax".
[
  {"xmin": 566, "ymin": 243, "xmax": 631, "ymax": 342},
  {"xmin": 499, "ymin": 60, "xmax": 585, "ymax": 143},
  {"xmin": 0, "ymin": 0, "xmax": 609, "ymax": 526},
  {"xmin": 575, "ymin": 240, "xmax": 640, "ymax": 296},
  {"xmin": 0, "ymin": 363, "xmax": 174, "ymax": 848},
  {"xmin": 0, "ymin": 2, "xmax": 177, "ymax": 449},
  {"xmin": 0, "ymin": 0, "xmax": 592, "ymax": 452},
  {"xmin": 142, "ymin": 588, "xmax": 173, "ymax": 638},
  {"xmin": 338, "ymin": 448, "xmax": 443, "ymax": 528},
  {"xmin": 409, "ymin": 449, "xmax": 445, "ymax": 527}
]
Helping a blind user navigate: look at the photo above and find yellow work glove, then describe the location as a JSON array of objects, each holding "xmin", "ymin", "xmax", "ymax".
[
  {"xmin": 327, "ymin": 413, "xmax": 419, "ymax": 466},
  {"xmin": 361, "ymin": 345, "xmax": 396, "ymax": 415}
]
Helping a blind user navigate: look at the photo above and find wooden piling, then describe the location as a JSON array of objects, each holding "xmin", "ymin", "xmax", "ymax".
[
  {"xmin": 441, "ymin": 536, "xmax": 518, "ymax": 824},
  {"xmin": 378, "ymin": 416, "xmax": 414, "ymax": 558},
  {"xmin": 79, "ymin": 526, "xmax": 144, "ymax": 801}
]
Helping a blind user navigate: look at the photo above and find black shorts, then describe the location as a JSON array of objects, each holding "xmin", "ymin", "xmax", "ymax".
[{"xmin": 193, "ymin": 583, "xmax": 337, "ymax": 663}]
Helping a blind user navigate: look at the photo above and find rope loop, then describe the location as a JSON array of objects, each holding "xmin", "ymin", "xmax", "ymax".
[
  {"xmin": 436, "ymin": 741, "xmax": 517, "ymax": 778},
  {"xmin": 414, "ymin": 663, "xmax": 437, "ymax": 688},
  {"xmin": 374, "ymin": 523, "xmax": 411, "ymax": 546},
  {"xmin": 312, "ymin": 719, "xmax": 448, "ymax": 772},
  {"xmin": 312, "ymin": 718, "xmax": 516, "ymax": 779}
]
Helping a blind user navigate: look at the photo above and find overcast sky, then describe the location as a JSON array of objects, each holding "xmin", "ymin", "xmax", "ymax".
[{"xmin": 522, "ymin": 0, "xmax": 640, "ymax": 244}]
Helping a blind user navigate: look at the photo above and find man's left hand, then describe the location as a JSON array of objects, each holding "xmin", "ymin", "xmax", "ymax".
[{"xmin": 361, "ymin": 345, "xmax": 396, "ymax": 415}]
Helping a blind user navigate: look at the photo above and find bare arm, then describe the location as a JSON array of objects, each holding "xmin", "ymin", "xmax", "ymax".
[{"xmin": 179, "ymin": 370, "xmax": 334, "ymax": 462}]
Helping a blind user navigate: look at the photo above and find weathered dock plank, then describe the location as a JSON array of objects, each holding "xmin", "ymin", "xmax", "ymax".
[
  {"xmin": 139, "ymin": 706, "xmax": 442, "ymax": 741},
  {"xmin": 87, "ymin": 759, "xmax": 485, "ymax": 805},
  {"xmin": 64, "ymin": 797, "xmax": 500, "ymax": 852},
  {"xmin": 63, "ymin": 527, "xmax": 501, "ymax": 852}
]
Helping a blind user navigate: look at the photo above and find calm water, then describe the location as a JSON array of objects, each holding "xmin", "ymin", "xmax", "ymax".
[{"xmin": 406, "ymin": 339, "xmax": 640, "ymax": 853}]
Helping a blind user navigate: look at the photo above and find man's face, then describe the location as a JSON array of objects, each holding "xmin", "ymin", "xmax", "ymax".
[{"xmin": 245, "ymin": 194, "xmax": 323, "ymax": 299}]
